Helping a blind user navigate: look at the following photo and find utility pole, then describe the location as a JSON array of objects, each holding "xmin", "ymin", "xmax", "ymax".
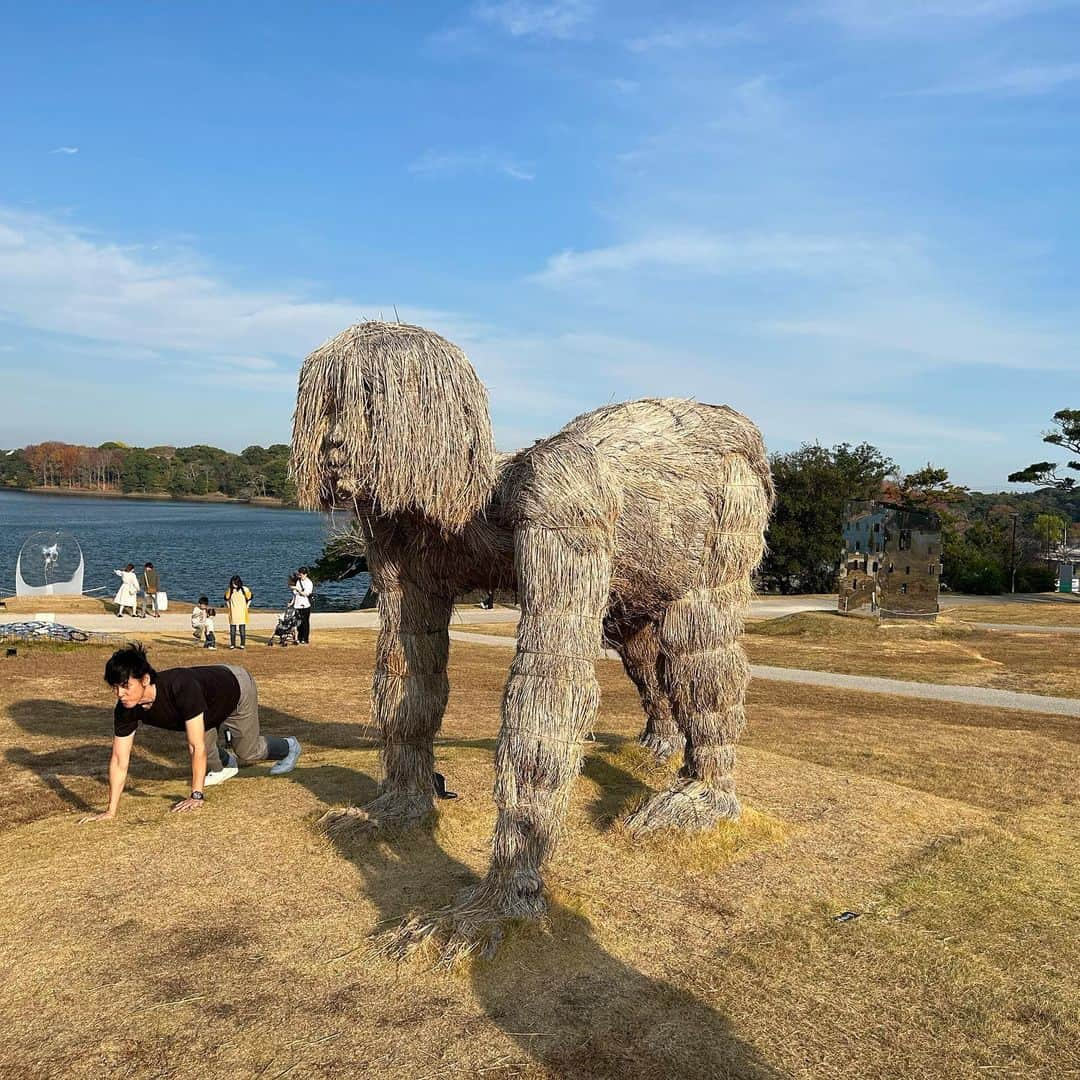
[{"xmin": 1009, "ymin": 513, "xmax": 1019, "ymax": 594}]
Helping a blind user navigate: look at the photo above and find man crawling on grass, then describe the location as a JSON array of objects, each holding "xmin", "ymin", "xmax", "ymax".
[{"xmin": 82, "ymin": 643, "xmax": 302, "ymax": 821}]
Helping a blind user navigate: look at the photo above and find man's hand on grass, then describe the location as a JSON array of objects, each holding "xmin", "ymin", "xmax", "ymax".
[
  {"xmin": 80, "ymin": 810, "xmax": 116, "ymax": 823},
  {"xmin": 171, "ymin": 797, "xmax": 204, "ymax": 814}
]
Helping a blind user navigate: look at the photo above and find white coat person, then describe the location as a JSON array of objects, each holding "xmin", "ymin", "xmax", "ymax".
[{"xmin": 113, "ymin": 563, "xmax": 139, "ymax": 617}]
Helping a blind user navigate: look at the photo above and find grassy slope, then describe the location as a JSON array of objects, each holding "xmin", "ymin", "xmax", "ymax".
[{"xmin": 0, "ymin": 633, "xmax": 1077, "ymax": 1078}]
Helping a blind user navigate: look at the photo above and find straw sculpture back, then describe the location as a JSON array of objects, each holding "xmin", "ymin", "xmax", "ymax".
[{"xmin": 292, "ymin": 320, "xmax": 774, "ymax": 959}]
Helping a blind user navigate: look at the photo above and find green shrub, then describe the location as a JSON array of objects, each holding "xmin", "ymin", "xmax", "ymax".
[
  {"xmin": 1014, "ymin": 564, "xmax": 1057, "ymax": 592},
  {"xmin": 946, "ymin": 555, "xmax": 1005, "ymax": 595}
]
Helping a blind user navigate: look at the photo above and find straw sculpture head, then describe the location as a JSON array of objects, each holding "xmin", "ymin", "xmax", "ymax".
[
  {"xmin": 292, "ymin": 320, "xmax": 774, "ymax": 962},
  {"xmin": 292, "ymin": 321, "xmax": 497, "ymax": 532}
]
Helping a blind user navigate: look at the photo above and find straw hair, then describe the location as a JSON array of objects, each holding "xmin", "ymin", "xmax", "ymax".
[
  {"xmin": 292, "ymin": 321, "xmax": 496, "ymax": 531},
  {"xmin": 295, "ymin": 322, "xmax": 774, "ymax": 959}
]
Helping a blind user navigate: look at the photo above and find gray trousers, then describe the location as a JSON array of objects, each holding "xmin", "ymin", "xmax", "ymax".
[{"xmin": 204, "ymin": 665, "xmax": 270, "ymax": 771}]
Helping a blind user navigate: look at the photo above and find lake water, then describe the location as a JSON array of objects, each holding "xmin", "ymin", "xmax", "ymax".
[{"xmin": 0, "ymin": 491, "xmax": 370, "ymax": 611}]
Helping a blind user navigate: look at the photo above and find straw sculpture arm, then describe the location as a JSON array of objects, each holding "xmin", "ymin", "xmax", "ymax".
[
  {"xmin": 321, "ymin": 523, "xmax": 452, "ymax": 837},
  {"xmin": 389, "ymin": 438, "xmax": 618, "ymax": 960}
]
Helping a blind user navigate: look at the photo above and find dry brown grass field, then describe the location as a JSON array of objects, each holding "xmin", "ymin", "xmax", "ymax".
[
  {"xmin": 453, "ymin": 620, "xmax": 520, "ymax": 637},
  {"xmin": 0, "ymin": 629, "xmax": 1077, "ymax": 1079},
  {"xmin": 945, "ymin": 594, "xmax": 1080, "ymax": 626}
]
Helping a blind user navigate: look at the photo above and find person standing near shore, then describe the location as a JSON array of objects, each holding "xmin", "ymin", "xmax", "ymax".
[
  {"xmin": 139, "ymin": 562, "xmax": 161, "ymax": 618},
  {"xmin": 224, "ymin": 575, "xmax": 253, "ymax": 649},
  {"xmin": 113, "ymin": 564, "xmax": 139, "ymax": 617},
  {"xmin": 291, "ymin": 567, "xmax": 313, "ymax": 645},
  {"xmin": 83, "ymin": 643, "xmax": 302, "ymax": 820}
]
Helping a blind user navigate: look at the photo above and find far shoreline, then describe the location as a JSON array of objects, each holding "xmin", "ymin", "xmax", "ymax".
[{"xmin": 0, "ymin": 486, "xmax": 301, "ymax": 511}]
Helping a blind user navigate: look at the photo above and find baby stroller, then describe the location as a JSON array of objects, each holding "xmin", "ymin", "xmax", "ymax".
[{"xmin": 267, "ymin": 603, "xmax": 299, "ymax": 646}]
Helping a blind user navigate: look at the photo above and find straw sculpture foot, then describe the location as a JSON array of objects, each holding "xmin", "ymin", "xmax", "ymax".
[
  {"xmin": 377, "ymin": 880, "xmax": 547, "ymax": 967},
  {"xmin": 637, "ymin": 729, "xmax": 685, "ymax": 762},
  {"xmin": 319, "ymin": 791, "xmax": 434, "ymax": 841},
  {"xmin": 622, "ymin": 779, "xmax": 741, "ymax": 836}
]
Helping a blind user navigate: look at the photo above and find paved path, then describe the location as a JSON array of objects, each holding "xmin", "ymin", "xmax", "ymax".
[
  {"xmin": 27, "ymin": 594, "xmax": 1079, "ymax": 635},
  {"xmin": 0, "ymin": 596, "xmax": 837, "ymax": 634},
  {"xmin": 747, "ymin": 663, "xmax": 1080, "ymax": 717},
  {"xmin": 446, "ymin": 631, "xmax": 1080, "ymax": 718}
]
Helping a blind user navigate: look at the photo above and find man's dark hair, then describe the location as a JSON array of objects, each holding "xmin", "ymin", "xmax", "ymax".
[
  {"xmin": 198, "ymin": 595, "xmax": 209, "ymax": 605},
  {"xmin": 104, "ymin": 643, "xmax": 156, "ymax": 688},
  {"xmin": 299, "ymin": 566, "xmax": 309, "ymax": 574},
  {"xmin": 145, "ymin": 561, "xmax": 153, "ymax": 568}
]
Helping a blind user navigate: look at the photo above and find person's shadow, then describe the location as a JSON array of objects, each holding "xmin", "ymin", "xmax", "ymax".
[{"xmin": 7, "ymin": 697, "xmax": 782, "ymax": 1079}]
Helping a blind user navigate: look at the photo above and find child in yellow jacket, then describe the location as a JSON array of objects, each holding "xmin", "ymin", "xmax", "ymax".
[{"xmin": 224, "ymin": 576, "xmax": 253, "ymax": 649}]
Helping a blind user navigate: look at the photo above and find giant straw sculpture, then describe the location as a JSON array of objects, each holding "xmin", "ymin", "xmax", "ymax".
[{"xmin": 292, "ymin": 321, "xmax": 774, "ymax": 955}]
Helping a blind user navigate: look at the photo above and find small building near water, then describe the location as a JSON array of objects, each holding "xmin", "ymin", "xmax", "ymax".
[{"xmin": 838, "ymin": 501, "xmax": 942, "ymax": 620}]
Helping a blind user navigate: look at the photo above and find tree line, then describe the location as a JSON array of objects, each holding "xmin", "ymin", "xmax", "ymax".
[{"xmin": 0, "ymin": 441, "xmax": 295, "ymax": 502}]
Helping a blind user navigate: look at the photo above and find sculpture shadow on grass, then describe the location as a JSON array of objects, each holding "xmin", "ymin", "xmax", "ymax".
[{"xmin": 320, "ymin": 813, "xmax": 782, "ymax": 1080}]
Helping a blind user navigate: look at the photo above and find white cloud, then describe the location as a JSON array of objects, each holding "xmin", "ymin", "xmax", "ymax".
[
  {"xmin": 916, "ymin": 62, "xmax": 1080, "ymax": 95},
  {"xmin": 814, "ymin": 0, "xmax": 1070, "ymax": 33},
  {"xmin": 408, "ymin": 148, "xmax": 535, "ymax": 181},
  {"xmin": 50, "ymin": 147, "xmax": 79, "ymax": 155},
  {"xmin": 533, "ymin": 230, "xmax": 918, "ymax": 285},
  {"xmin": 472, "ymin": 0, "xmax": 596, "ymax": 39},
  {"xmin": 0, "ymin": 205, "xmax": 597, "ymax": 444},
  {"xmin": 499, "ymin": 162, "xmax": 536, "ymax": 181},
  {"xmin": 626, "ymin": 21, "xmax": 751, "ymax": 53},
  {"xmin": 762, "ymin": 295, "xmax": 1077, "ymax": 372},
  {"xmin": 220, "ymin": 355, "xmax": 279, "ymax": 371},
  {"xmin": 495, "ymin": 329, "xmax": 1008, "ymax": 464},
  {"xmin": 191, "ymin": 369, "xmax": 298, "ymax": 392},
  {"xmin": 0, "ymin": 207, "xmax": 476, "ymax": 366}
]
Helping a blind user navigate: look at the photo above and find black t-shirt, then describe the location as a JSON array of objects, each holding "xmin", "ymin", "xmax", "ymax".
[{"xmin": 114, "ymin": 666, "xmax": 241, "ymax": 738}]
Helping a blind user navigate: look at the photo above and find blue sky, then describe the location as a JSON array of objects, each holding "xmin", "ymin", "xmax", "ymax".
[{"xmin": 1, "ymin": 0, "xmax": 1078, "ymax": 491}]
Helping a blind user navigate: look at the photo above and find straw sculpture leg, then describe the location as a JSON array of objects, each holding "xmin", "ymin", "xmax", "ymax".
[
  {"xmin": 321, "ymin": 546, "xmax": 452, "ymax": 841},
  {"xmin": 613, "ymin": 618, "xmax": 683, "ymax": 761},
  {"xmin": 388, "ymin": 503, "xmax": 614, "ymax": 962},
  {"xmin": 624, "ymin": 457, "xmax": 768, "ymax": 836}
]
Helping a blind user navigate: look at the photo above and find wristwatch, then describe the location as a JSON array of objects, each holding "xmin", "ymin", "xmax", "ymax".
[{"xmin": 190, "ymin": 791, "xmax": 205, "ymax": 801}]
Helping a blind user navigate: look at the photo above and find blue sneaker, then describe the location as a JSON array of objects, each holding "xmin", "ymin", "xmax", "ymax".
[{"xmin": 269, "ymin": 737, "xmax": 302, "ymax": 775}]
